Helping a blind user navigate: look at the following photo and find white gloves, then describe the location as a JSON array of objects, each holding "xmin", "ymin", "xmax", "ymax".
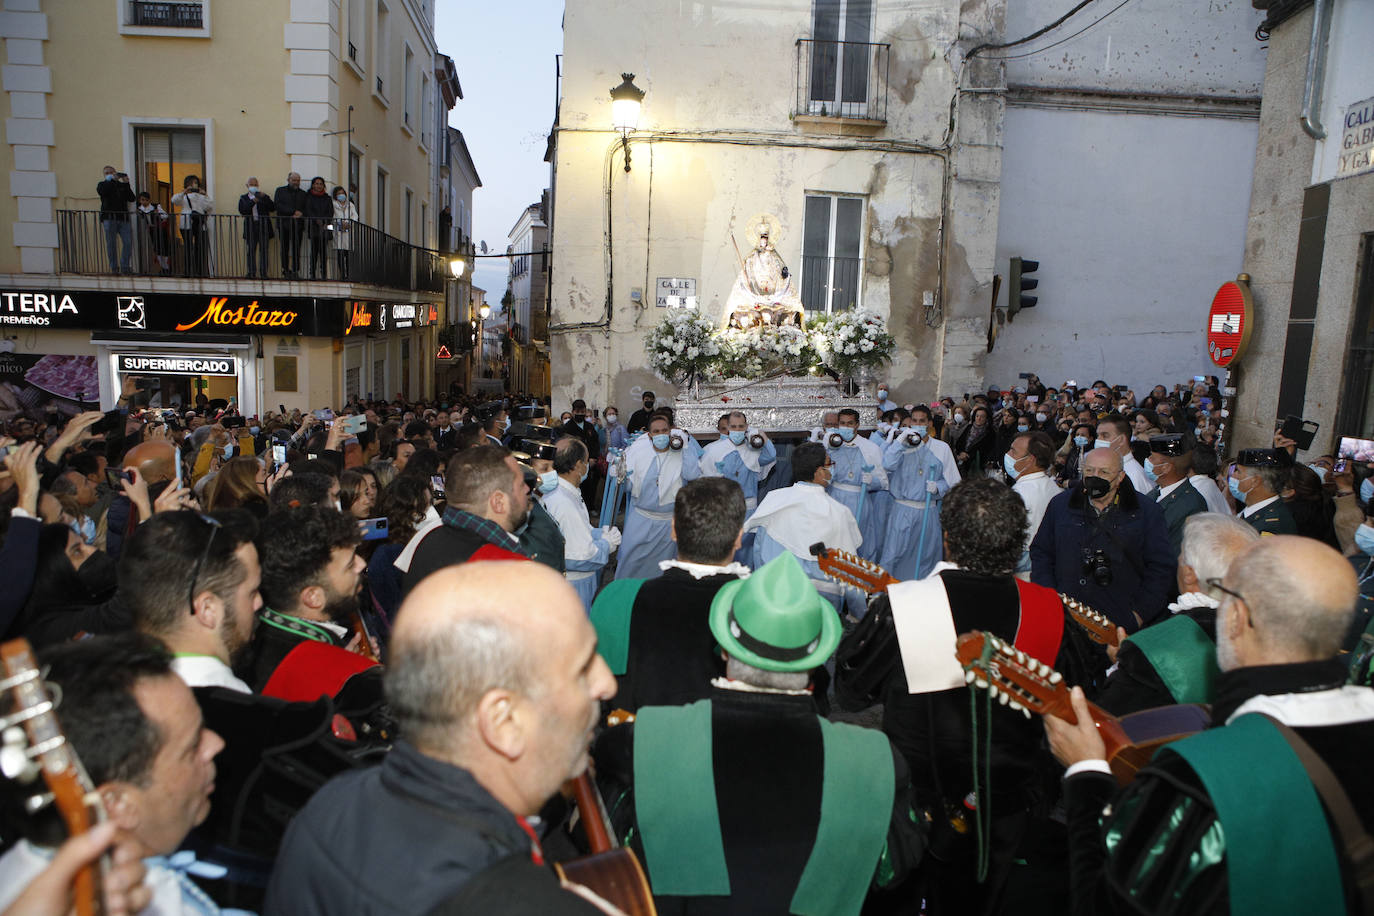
[
  {"xmin": 601, "ymin": 525, "xmax": 622, "ymax": 551},
  {"xmin": 926, "ymin": 480, "xmax": 939, "ymax": 494}
]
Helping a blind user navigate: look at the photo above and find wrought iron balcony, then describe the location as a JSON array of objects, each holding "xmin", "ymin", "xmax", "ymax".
[
  {"xmin": 128, "ymin": 0, "xmax": 204, "ymax": 28},
  {"xmin": 56, "ymin": 210, "xmax": 446, "ymax": 293},
  {"xmin": 795, "ymin": 39, "xmax": 890, "ymax": 123}
]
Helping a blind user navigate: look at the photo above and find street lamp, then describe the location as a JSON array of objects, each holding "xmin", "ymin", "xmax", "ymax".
[
  {"xmin": 609, "ymin": 72, "xmax": 645, "ymax": 173},
  {"xmin": 478, "ymin": 303, "xmax": 491, "ymax": 319},
  {"xmin": 449, "ymin": 257, "xmax": 466, "ymax": 277}
]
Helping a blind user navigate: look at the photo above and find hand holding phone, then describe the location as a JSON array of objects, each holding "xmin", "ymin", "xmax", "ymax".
[{"xmin": 359, "ymin": 517, "xmax": 389, "ymax": 541}]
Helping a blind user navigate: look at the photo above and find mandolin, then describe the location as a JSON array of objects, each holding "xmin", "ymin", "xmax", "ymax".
[
  {"xmin": 349, "ymin": 608, "xmax": 380, "ymax": 662},
  {"xmin": 554, "ymin": 711, "xmax": 657, "ymax": 916},
  {"xmin": 810, "ymin": 543, "xmax": 900, "ymax": 594},
  {"xmin": 955, "ymin": 630, "xmax": 1209, "ymax": 786},
  {"xmin": 1059, "ymin": 594, "xmax": 1122, "ymax": 647},
  {"xmin": 0, "ymin": 638, "xmax": 106, "ymax": 916}
]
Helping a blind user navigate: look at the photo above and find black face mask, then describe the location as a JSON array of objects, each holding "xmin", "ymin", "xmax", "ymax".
[
  {"xmin": 75, "ymin": 550, "xmax": 119, "ymax": 601},
  {"xmin": 1082, "ymin": 476, "xmax": 1112, "ymax": 500}
]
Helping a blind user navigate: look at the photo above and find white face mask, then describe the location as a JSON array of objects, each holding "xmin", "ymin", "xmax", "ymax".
[{"xmin": 248, "ymin": 186, "xmax": 259, "ymax": 193}]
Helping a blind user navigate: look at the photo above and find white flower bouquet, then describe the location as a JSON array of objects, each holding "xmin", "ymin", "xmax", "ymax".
[{"xmin": 646, "ymin": 309, "xmax": 721, "ymax": 383}]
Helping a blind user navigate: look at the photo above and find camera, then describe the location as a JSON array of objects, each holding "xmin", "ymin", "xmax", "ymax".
[
  {"xmin": 826, "ymin": 431, "xmax": 845, "ymax": 449},
  {"xmin": 901, "ymin": 430, "xmax": 922, "ymax": 447},
  {"xmin": 748, "ymin": 432, "xmax": 766, "ymax": 450},
  {"xmin": 669, "ymin": 432, "xmax": 684, "ymax": 451},
  {"xmin": 1081, "ymin": 548, "xmax": 1113, "ymax": 587}
]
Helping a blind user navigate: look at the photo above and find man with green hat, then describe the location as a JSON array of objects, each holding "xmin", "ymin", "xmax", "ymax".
[
  {"xmin": 592, "ymin": 552, "xmax": 922, "ymax": 915},
  {"xmin": 1227, "ymin": 447, "xmax": 1297, "ymax": 536}
]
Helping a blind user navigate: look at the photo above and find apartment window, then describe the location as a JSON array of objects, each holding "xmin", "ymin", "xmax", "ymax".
[
  {"xmin": 375, "ymin": 167, "xmax": 388, "ymax": 232},
  {"xmin": 127, "ymin": 0, "xmax": 203, "ymax": 27},
  {"xmin": 135, "ymin": 127, "xmax": 205, "ymax": 214},
  {"xmin": 808, "ymin": 0, "xmax": 873, "ymax": 117},
  {"xmin": 403, "ymin": 45, "xmax": 414, "ymax": 128},
  {"xmin": 420, "ymin": 73, "xmax": 431, "ymax": 147},
  {"xmin": 801, "ymin": 193, "xmax": 864, "ymax": 313},
  {"xmin": 374, "ymin": 0, "xmax": 391, "ymax": 99},
  {"xmin": 403, "ymin": 189, "xmax": 413, "ymax": 243},
  {"xmin": 346, "ymin": 0, "xmax": 365, "ymax": 67}
]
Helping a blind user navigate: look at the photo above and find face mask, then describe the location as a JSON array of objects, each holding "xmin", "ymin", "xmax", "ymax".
[
  {"xmin": 1356, "ymin": 524, "xmax": 1374, "ymax": 557},
  {"xmin": 1094, "ymin": 438, "xmax": 1111, "ymax": 451},
  {"xmin": 1308, "ymin": 463, "xmax": 1327, "ymax": 483},
  {"xmin": 1003, "ymin": 453, "xmax": 1022, "ymax": 480},
  {"xmin": 1017, "ymin": 424, "xmax": 1029, "ymax": 433},
  {"xmin": 336, "ymin": 194, "xmax": 346, "ymax": 202},
  {"xmin": 953, "ymin": 413, "xmax": 965, "ymax": 423},
  {"xmin": 333, "ymin": 498, "xmax": 342, "ymax": 512},
  {"xmin": 651, "ymin": 433, "xmax": 670, "ymax": 450},
  {"xmin": 248, "ymin": 186, "xmax": 259, "ymax": 194},
  {"xmin": 878, "ymin": 390, "xmax": 888, "ymax": 400},
  {"xmin": 502, "ymin": 417, "xmax": 512, "ymax": 431},
  {"xmin": 105, "ymin": 173, "xmax": 116, "ymax": 181},
  {"xmin": 221, "ymin": 443, "xmax": 234, "ymax": 459},
  {"xmin": 1143, "ymin": 458, "xmax": 1159, "ymax": 483},
  {"xmin": 1073, "ymin": 435, "xmax": 1090, "ymax": 448},
  {"xmin": 538, "ymin": 470, "xmax": 559, "ymax": 494},
  {"xmin": 1363, "ymin": 477, "xmax": 1374, "ymax": 503},
  {"xmin": 729, "ymin": 430, "xmax": 747, "ymax": 446},
  {"xmin": 249, "ymin": 426, "xmax": 260, "ymax": 436},
  {"xmin": 911, "ymin": 425, "xmax": 928, "ymax": 439},
  {"xmin": 1082, "ymin": 475, "xmax": 1111, "ymax": 500},
  {"xmin": 606, "ymin": 413, "xmax": 617, "ymax": 424},
  {"xmin": 1035, "ymin": 412, "xmax": 1047, "ymax": 423},
  {"xmin": 579, "ymin": 464, "xmax": 589, "ymax": 484},
  {"xmin": 1228, "ymin": 476, "xmax": 1247, "ymax": 504},
  {"xmin": 838, "ymin": 427, "xmax": 856, "ymax": 442}
]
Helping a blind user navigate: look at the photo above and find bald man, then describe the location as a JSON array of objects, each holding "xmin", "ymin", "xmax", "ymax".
[
  {"xmin": 106, "ymin": 440, "xmax": 181, "ymax": 560},
  {"xmin": 1031, "ymin": 446, "xmax": 1174, "ymax": 631},
  {"xmin": 265, "ymin": 561, "xmax": 617, "ymax": 916},
  {"xmin": 1048, "ymin": 536, "xmax": 1374, "ymax": 914}
]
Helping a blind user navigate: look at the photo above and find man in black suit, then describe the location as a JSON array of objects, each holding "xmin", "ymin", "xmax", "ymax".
[
  {"xmin": 560, "ymin": 399, "xmax": 601, "ymax": 508},
  {"xmin": 273, "ymin": 171, "xmax": 308, "ymax": 278},
  {"xmin": 432, "ymin": 409, "xmax": 458, "ymax": 452},
  {"xmin": 627, "ymin": 390, "xmax": 657, "ymax": 435}
]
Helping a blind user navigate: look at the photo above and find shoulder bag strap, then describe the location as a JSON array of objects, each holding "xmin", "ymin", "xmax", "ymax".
[{"xmin": 1260, "ymin": 714, "xmax": 1374, "ymax": 915}]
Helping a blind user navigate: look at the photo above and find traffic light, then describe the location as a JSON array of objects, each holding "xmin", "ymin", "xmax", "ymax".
[{"xmin": 1008, "ymin": 257, "xmax": 1039, "ymax": 322}]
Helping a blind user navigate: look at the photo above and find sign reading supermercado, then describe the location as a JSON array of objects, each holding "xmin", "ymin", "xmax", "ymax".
[{"xmin": 116, "ymin": 354, "xmax": 236, "ymax": 376}]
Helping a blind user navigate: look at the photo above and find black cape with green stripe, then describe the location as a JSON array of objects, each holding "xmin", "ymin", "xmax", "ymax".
[{"xmin": 593, "ymin": 685, "xmax": 923, "ymax": 916}]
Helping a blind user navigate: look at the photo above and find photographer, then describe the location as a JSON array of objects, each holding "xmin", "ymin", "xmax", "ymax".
[
  {"xmin": 1030, "ymin": 447, "xmax": 1175, "ymax": 632},
  {"xmin": 96, "ymin": 165, "xmax": 135, "ymax": 274}
]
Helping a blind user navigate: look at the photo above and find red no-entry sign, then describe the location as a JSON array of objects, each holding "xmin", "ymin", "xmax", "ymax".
[{"xmin": 1207, "ymin": 274, "xmax": 1254, "ymax": 368}]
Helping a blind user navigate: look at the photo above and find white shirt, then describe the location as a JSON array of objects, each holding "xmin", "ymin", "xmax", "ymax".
[
  {"xmin": 1012, "ymin": 470, "xmax": 1061, "ymax": 547},
  {"xmin": 170, "ymin": 654, "xmax": 251, "ymax": 694},
  {"xmin": 743, "ymin": 481, "xmax": 860, "ymax": 558},
  {"xmin": 0, "ymin": 841, "xmax": 232, "ymax": 915},
  {"xmin": 1156, "ymin": 479, "xmax": 1187, "ymax": 500},
  {"xmin": 1121, "ymin": 453, "xmax": 1152, "ymax": 495},
  {"xmin": 659, "ymin": 558, "xmax": 752, "ymax": 579},
  {"xmin": 1189, "ymin": 474, "xmax": 1231, "ymax": 515},
  {"xmin": 543, "ymin": 476, "xmax": 604, "ymax": 565}
]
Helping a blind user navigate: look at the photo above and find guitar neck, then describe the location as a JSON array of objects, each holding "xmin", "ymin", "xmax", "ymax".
[
  {"xmin": 1037, "ymin": 684, "xmax": 1131, "ymax": 759},
  {"xmin": 349, "ymin": 610, "xmax": 379, "ymax": 662},
  {"xmin": 571, "ymin": 772, "xmax": 615, "ymax": 854}
]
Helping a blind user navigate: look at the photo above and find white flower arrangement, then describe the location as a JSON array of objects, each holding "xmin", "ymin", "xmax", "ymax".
[{"xmin": 646, "ymin": 309, "xmax": 721, "ymax": 383}]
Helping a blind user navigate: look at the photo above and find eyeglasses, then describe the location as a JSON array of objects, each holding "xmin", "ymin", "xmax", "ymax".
[
  {"xmin": 1206, "ymin": 577, "xmax": 1254, "ymax": 628},
  {"xmin": 187, "ymin": 512, "xmax": 224, "ymax": 615}
]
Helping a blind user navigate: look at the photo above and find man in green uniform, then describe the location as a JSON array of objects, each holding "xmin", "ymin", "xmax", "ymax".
[
  {"xmin": 1049, "ymin": 535, "xmax": 1374, "ymax": 915},
  {"xmin": 1228, "ymin": 447, "xmax": 1297, "ymax": 536},
  {"xmin": 1145, "ymin": 434, "xmax": 1208, "ymax": 556},
  {"xmin": 593, "ymin": 553, "xmax": 923, "ymax": 915}
]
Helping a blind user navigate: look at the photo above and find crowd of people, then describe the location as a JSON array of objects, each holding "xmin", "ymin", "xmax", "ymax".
[{"xmin": 0, "ymin": 367, "xmax": 1370, "ymax": 915}]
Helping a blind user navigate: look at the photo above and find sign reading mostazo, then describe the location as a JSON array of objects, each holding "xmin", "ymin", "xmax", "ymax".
[{"xmin": 174, "ymin": 297, "xmax": 301, "ymax": 331}]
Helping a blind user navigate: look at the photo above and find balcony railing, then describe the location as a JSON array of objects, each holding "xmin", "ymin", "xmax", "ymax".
[
  {"xmin": 57, "ymin": 211, "xmax": 446, "ymax": 294},
  {"xmin": 800, "ymin": 255, "xmax": 862, "ymax": 313},
  {"xmin": 128, "ymin": 0, "xmax": 204, "ymax": 28},
  {"xmin": 795, "ymin": 39, "xmax": 890, "ymax": 122}
]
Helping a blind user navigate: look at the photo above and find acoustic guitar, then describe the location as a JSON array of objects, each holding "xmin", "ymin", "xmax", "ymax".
[
  {"xmin": 1059, "ymin": 593, "xmax": 1122, "ymax": 647},
  {"xmin": 554, "ymin": 710, "xmax": 656, "ymax": 916},
  {"xmin": 955, "ymin": 630, "xmax": 1210, "ymax": 786},
  {"xmin": 349, "ymin": 608, "xmax": 381, "ymax": 663},
  {"xmin": 0, "ymin": 638, "xmax": 106, "ymax": 916},
  {"xmin": 810, "ymin": 543, "xmax": 900, "ymax": 594}
]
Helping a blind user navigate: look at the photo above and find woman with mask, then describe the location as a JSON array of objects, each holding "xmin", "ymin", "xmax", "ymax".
[
  {"xmin": 15, "ymin": 524, "xmax": 122, "ymax": 646},
  {"xmin": 331, "ymin": 185, "xmax": 357, "ymax": 280},
  {"xmin": 614, "ymin": 412, "xmax": 702, "ymax": 579},
  {"xmin": 1056, "ymin": 422, "xmax": 1096, "ymax": 485},
  {"xmin": 954, "ymin": 405, "xmax": 998, "ymax": 477},
  {"xmin": 302, "ymin": 176, "xmax": 334, "ymax": 280},
  {"xmin": 602, "ymin": 406, "xmax": 629, "ymax": 451}
]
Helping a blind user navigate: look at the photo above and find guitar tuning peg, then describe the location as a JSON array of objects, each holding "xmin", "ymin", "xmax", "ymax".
[
  {"xmin": 964, "ymin": 670, "xmax": 977, "ymax": 685},
  {"xmin": 24, "ymin": 791, "xmax": 53, "ymax": 814},
  {"xmin": 0, "ymin": 728, "xmax": 38, "ymax": 784}
]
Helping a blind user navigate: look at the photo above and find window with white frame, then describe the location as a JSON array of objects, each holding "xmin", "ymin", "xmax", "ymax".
[
  {"xmin": 420, "ymin": 73, "xmax": 431, "ymax": 147},
  {"xmin": 403, "ymin": 44, "xmax": 414, "ymax": 128},
  {"xmin": 121, "ymin": 0, "xmax": 210, "ymax": 37},
  {"xmin": 374, "ymin": 0, "xmax": 391, "ymax": 99},
  {"xmin": 801, "ymin": 193, "xmax": 864, "ymax": 313},
  {"xmin": 347, "ymin": 0, "xmax": 365, "ymax": 68}
]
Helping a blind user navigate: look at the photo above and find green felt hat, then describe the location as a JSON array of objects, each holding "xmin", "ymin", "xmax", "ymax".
[{"xmin": 709, "ymin": 552, "xmax": 840, "ymax": 673}]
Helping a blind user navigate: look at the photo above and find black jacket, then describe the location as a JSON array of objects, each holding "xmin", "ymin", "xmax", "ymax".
[
  {"xmin": 238, "ymin": 191, "xmax": 276, "ymax": 238},
  {"xmin": 612, "ymin": 567, "xmax": 734, "ymax": 713},
  {"xmin": 404, "ymin": 523, "xmax": 519, "ymax": 597},
  {"xmin": 1094, "ymin": 604, "xmax": 1218, "ymax": 716},
  {"xmin": 96, "ymin": 177, "xmax": 135, "ymax": 217},
  {"xmin": 264, "ymin": 740, "xmax": 536, "ymax": 916},
  {"xmin": 1064, "ymin": 658, "xmax": 1374, "ymax": 916},
  {"xmin": 273, "ymin": 183, "xmax": 308, "ymax": 220},
  {"xmin": 560, "ymin": 419, "xmax": 601, "ymax": 461},
  {"xmin": 302, "ymin": 190, "xmax": 334, "ymax": 226}
]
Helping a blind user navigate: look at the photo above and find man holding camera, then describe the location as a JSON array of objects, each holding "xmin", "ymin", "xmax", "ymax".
[
  {"xmin": 880, "ymin": 407, "xmax": 961, "ymax": 581},
  {"xmin": 700, "ymin": 410, "xmax": 775, "ymax": 513},
  {"xmin": 1030, "ymin": 446, "xmax": 1175, "ymax": 631},
  {"xmin": 97, "ymin": 165, "xmax": 136, "ymax": 274},
  {"xmin": 614, "ymin": 411, "xmax": 702, "ymax": 579}
]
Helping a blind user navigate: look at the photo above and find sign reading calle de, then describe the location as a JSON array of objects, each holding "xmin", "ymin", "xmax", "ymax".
[
  {"xmin": 656, "ymin": 277, "xmax": 697, "ymax": 308},
  {"xmin": 1339, "ymin": 95, "xmax": 1374, "ymax": 179}
]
